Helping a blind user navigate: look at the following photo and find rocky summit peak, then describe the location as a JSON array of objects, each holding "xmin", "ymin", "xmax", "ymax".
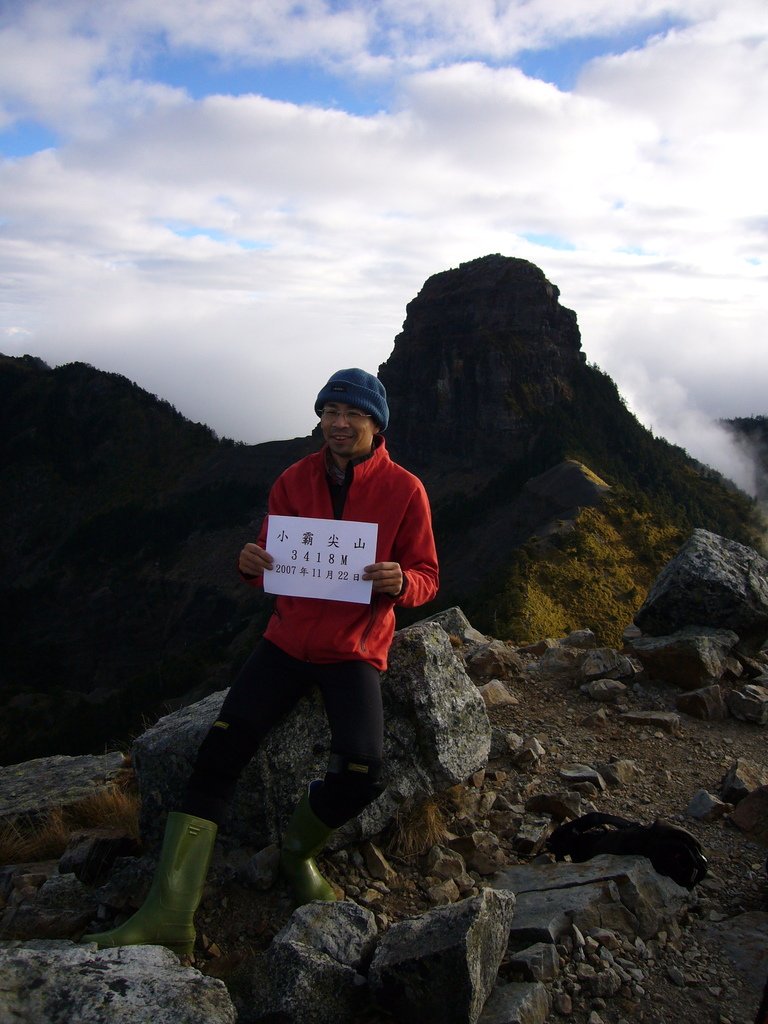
[{"xmin": 379, "ymin": 254, "xmax": 585, "ymax": 464}]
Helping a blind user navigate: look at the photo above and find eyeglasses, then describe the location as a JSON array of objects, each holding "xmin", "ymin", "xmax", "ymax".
[{"xmin": 320, "ymin": 406, "xmax": 372, "ymax": 423}]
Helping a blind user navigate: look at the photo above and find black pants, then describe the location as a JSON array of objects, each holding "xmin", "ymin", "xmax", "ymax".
[{"xmin": 181, "ymin": 638, "xmax": 384, "ymax": 829}]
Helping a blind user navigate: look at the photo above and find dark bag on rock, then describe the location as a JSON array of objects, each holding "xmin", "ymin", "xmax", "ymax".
[{"xmin": 547, "ymin": 811, "xmax": 708, "ymax": 890}]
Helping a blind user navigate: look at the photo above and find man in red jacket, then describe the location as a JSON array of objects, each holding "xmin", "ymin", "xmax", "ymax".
[{"xmin": 85, "ymin": 368, "xmax": 439, "ymax": 957}]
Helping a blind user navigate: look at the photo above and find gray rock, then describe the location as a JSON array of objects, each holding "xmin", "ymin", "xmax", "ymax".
[
  {"xmin": 91, "ymin": 853, "xmax": 153, "ymax": 913},
  {"xmin": 422, "ymin": 606, "xmax": 488, "ymax": 644},
  {"xmin": 272, "ymin": 900, "xmax": 378, "ymax": 971},
  {"xmin": 685, "ymin": 789, "xmax": 731, "ymax": 821},
  {"xmin": 0, "ymin": 861, "xmax": 58, "ymax": 905},
  {"xmin": 368, "ymin": 889, "xmax": 516, "ymax": 1024},
  {"xmin": 634, "ymin": 529, "xmax": 768, "ymax": 654},
  {"xmin": 0, "ymin": 752, "xmax": 127, "ymax": 827},
  {"xmin": 426, "ymin": 878, "xmax": 462, "ymax": 905},
  {"xmin": 491, "ymin": 855, "xmax": 692, "ymax": 942},
  {"xmin": 517, "ymin": 639, "xmax": 557, "ymax": 657},
  {"xmin": 627, "ymin": 628, "xmax": 739, "ymax": 690},
  {"xmin": 135, "ymin": 622, "xmax": 491, "ymax": 846},
  {"xmin": 533, "ymin": 646, "xmax": 588, "ymax": 679},
  {"xmin": 619, "ymin": 711, "xmax": 684, "ymax": 736},
  {"xmin": 552, "ymin": 989, "xmax": 574, "ymax": 1015},
  {"xmin": 503, "ymin": 881, "xmax": 638, "ymax": 946},
  {"xmin": 425, "ymin": 844, "xmax": 468, "ymax": 881},
  {"xmin": 448, "ymin": 831, "xmax": 507, "ymax": 875},
  {"xmin": 581, "ymin": 649, "xmax": 638, "ymax": 681},
  {"xmin": 506, "ymin": 942, "xmax": 560, "ymax": 982},
  {"xmin": 729, "ymin": 785, "xmax": 768, "ymax": 845},
  {"xmin": 478, "ymin": 981, "xmax": 552, "ymax": 1024},
  {"xmin": 58, "ymin": 828, "xmax": 141, "ymax": 886},
  {"xmin": 512, "ymin": 817, "xmax": 552, "ymax": 857},
  {"xmin": 675, "ymin": 684, "xmax": 727, "ymax": 720},
  {"xmin": 580, "ymin": 707, "xmax": 611, "ymax": 730},
  {"xmin": 511, "ymin": 737, "xmax": 545, "ymax": 770},
  {"xmin": 479, "ymin": 680, "xmax": 519, "ymax": 707},
  {"xmin": 380, "ymin": 623, "xmax": 492, "ymax": 795},
  {"xmin": 524, "ymin": 790, "xmax": 589, "ymax": 821},
  {"xmin": 361, "ymin": 841, "xmax": 396, "ymax": 883},
  {"xmin": 0, "ymin": 940, "xmax": 236, "ymax": 1023},
  {"xmin": 560, "ymin": 629, "xmax": 597, "ymax": 650},
  {"xmin": 490, "ymin": 727, "xmax": 521, "ymax": 759},
  {"xmin": 242, "ymin": 844, "xmax": 280, "ymax": 889},
  {"xmin": 720, "ymin": 758, "xmax": 768, "ymax": 804},
  {"xmin": 0, "ymin": 873, "xmax": 97, "ymax": 940},
  {"xmin": 581, "ymin": 963, "xmax": 623, "ymax": 998},
  {"xmin": 593, "ymin": 760, "xmax": 641, "ymax": 787},
  {"xmin": 704, "ymin": 911, "xmax": 768, "ymax": 986},
  {"xmin": 558, "ymin": 764, "xmax": 606, "ymax": 790},
  {"xmin": 726, "ymin": 684, "xmax": 768, "ymax": 724},
  {"xmin": 465, "ymin": 640, "xmax": 525, "ymax": 682},
  {"xmin": 581, "ymin": 679, "xmax": 628, "ymax": 702},
  {"xmin": 235, "ymin": 939, "xmax": 364, "ymax": 1024}
]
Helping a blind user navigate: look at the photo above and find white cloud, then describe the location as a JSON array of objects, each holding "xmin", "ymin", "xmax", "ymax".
[
  {"xmin": 0, "ymin": 0, "xmax": 732, "ymax": 132},
  {"xmin": 614, "ymin": 362, "xmax": 758, "ymax": 496},
  {"xmin": 0, "ymin": 0, "xmax": 766, "ymax": 487}
]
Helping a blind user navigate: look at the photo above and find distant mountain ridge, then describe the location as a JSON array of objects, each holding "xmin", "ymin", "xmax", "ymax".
[{"xmin": 1, "ymin": 255, "xmax": 764, "ymax": 764}]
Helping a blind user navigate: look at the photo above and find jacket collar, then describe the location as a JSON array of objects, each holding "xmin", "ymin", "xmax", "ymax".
[{"xmin": 323, "ymin": 434, "xmax": 387, "ymax": 483}]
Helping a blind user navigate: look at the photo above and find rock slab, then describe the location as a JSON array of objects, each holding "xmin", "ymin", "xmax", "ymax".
[
  {"xmin": 0, "ymin": 940, "xmax": 236, "ymax": 1024},
  {"xmin": 0, "ymin": 753, "xmax": 127, "ymax": 826}
]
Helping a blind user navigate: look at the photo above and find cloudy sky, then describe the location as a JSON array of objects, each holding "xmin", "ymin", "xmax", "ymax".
[{"xmin": 1, "ymin": 0, "xmax": 766, "ymax": 490}]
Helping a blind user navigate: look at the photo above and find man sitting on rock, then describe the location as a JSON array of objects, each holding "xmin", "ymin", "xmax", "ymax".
[{"xmin": 83, "ymin": 367, "xmax": 439, "ymax": 957}]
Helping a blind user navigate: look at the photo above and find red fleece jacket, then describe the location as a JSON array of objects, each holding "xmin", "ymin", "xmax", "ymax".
[{"xmin": 248, "ymin": 438, "xmax": 439, "ymax": 671}]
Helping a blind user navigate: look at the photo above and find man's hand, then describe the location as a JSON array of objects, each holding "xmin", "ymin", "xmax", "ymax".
[
  {"xmin": 363, "ymin": 561, "xmax": 404, "ymax": 597},
  {"xmin": 239, "ymin": 543, "xmax": 274, "ymax": 578}
]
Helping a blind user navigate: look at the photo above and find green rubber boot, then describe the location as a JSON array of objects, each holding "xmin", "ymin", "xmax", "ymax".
[
  {"xmin": 82, "ymin": 811, "xmax": 217, "ymax": 958},
  {"xmin": 280, "ymin": 785, "xmax": 338, "ymax": 906}
]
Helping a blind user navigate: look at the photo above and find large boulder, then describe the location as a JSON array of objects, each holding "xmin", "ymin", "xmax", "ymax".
[
  {"xmin": 272, "ymin": 900, "xmax": 378, "ymax": 972},
  {"xmin": 634, "ymin": 530, "xmax": 768, "ymax": 654},
  {"xmin": 0, "ymin": 752, "xmax": 127, "ymax": 827},
  {"xmin": 368, "ymin": 888, "xmax": 516, "ymax": 1024},
  {"xmin": 230, "ymin": 901, "xmax": 379, "ymax": 1024},
  {"xmin": 239, "ymin": 939, "xmax": 365, "ymax": 1024},
  {"xmin": 0, "ymin": 940, "xmax": 236, "ymax": 1024},
  {"xmin": 627, "ymin": 628, "xmax": 739, "ymax": 690},
  {"xmin": 134, "ymin": 621, "xmax": 491, "ymax": 846}
]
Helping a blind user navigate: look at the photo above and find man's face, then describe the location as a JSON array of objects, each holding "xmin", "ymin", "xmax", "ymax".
[{"xmin": 320, "ymin": 401, "xmax": 380, "ymax": 464}]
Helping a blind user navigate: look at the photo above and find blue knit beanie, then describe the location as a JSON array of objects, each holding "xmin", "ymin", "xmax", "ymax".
[{"xmin": 315, "ymin": 368, "xmax": 389, "ymax": 430}]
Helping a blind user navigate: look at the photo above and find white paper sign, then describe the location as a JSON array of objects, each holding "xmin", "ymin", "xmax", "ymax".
[{"xmin": 263, "ymin": 515, "xmax": 379, "ymax": 604}]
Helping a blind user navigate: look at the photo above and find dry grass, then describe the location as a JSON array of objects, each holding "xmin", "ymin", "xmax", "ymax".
[
  {"xmin": 0, "ymin": 785, "xmax": 141, "ymax": 866},
  {"xmin": 385, "ymin": 796, "xmax": 449, "ymax": 861}
]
